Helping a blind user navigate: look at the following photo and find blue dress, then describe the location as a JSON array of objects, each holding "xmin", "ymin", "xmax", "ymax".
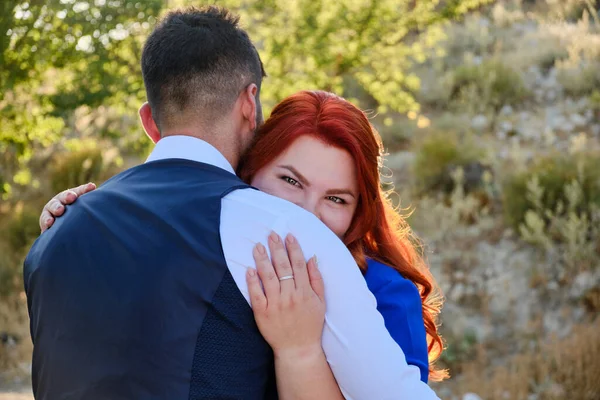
[{"xmin": 364, "ymin": 258, "xmax": 429, "ymax": 383}]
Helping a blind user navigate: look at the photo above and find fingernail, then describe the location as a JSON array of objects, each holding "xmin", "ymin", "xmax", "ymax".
[
  {"xmin": 313, "ymin": 255, "xmax": 318, "ymax": 267},
  {"xmin": 269, "ymin": 231, "xmax": 280, "ymax": 244},
  {"xmin": 256, "ymin": 243, "xmax": 266, "ymax": 255},
  {"xmin": 247, "ymin": 267, "xmax": 256, "ymax": 277},
  {"xmin": 286, "ymin": 234, "xmax": 296, "ymax": 244},
  {"xmin": 45, "ymin": 218, "xmax": 53, "ymax": 226}
]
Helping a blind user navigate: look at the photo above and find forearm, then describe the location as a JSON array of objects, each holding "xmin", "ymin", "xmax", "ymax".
[
  {"xmin": 274, "ymin": 346, "xmax": 344, "ymax": 400},
  {"xmin": 282, "ymin": 214, "xmax": 440, "ymax": 399}
]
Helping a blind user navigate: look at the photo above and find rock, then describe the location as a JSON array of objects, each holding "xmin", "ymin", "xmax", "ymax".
[
  {"xmin": 570, "ymin": 113, "xmax": 586, "ymax": 127},
  {"xmin": 500, "ymin": 105, "xmax": 514, "ymax": 115},
  {"xmin": 570, "ymin": 270, "xmax": 600, "ymax": 299},
  {"xmin": 499, "ymin": 120, "xmax": 513, "ymax": 133},
  {"xmin": 450, "ymin": 283, "xmax": 466, "ymax": 302},
  {"xmin": 463, "ymin": 393, "xmax": 483, "ymax": 400},
  {"xmin": 471, "ymin": 114, "xmax": 489, "ymax": 131},
  {"xmin": 546, "ymin": 89, "xmax": 557, "ymax": 102},
  {"xmin": 559, "ymin": 121, "xmax": 575, "ymax": 133},
  {"xmin": 534, "ymin": 88, "xmax": 544, "ymax": 102}
]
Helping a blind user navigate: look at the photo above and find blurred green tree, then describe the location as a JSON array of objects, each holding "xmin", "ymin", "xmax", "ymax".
[
  {"xmin": 1, "ymin": 0, "xmax": 162, "ymax": 201},
  {"xmin": 0, "ymin": 0, "xmax": 492, "ymax": 201}
]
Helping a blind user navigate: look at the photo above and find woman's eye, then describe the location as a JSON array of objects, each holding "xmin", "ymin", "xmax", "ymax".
[
  {"xmin": 326, "ymin": 196, "xmax": 345, "ymax": 204},
  {"xmin": 282, "ymin": 176, "xmax": 300, "ymax": 186}
]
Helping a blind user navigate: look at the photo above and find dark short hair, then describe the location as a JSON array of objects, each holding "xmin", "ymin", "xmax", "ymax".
[{"xmin": 141, "ymin": 6, "xmax": 266, "ymax": 129}]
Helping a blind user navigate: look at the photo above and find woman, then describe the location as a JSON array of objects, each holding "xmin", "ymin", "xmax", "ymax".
[{"xmin": 39, "ymin": 91, "xmax": 447, "ymax": 393}]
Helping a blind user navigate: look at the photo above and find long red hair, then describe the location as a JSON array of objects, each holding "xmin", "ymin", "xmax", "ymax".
[{"xmin": 239, "ymin": 90, "xmax": 447, "ymax": 381}]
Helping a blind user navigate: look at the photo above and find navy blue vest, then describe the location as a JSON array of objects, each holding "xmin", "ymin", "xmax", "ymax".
[{"xmin": 24, "ymin": 159, "xmax": 278, "ymax": 400}]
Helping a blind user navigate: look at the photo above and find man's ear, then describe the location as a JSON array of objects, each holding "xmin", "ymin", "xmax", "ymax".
[
  {"xmin": 139, "ymin": 102, "xmax": 161, "ymax": 144},
  {"xmin": 241, "ymin": 84, "xmax": 259, "ymax": 131}
]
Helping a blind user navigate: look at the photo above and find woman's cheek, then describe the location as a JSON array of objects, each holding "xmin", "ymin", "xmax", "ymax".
[{"xmin": 325, "ymin": 209, "xmax": 353, "ymax": 239}]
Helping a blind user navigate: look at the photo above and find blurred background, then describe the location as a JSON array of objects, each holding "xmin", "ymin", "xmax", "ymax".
[{"xmin": 1, "ymin": 0, "xmax": 599, "ymax": 399}]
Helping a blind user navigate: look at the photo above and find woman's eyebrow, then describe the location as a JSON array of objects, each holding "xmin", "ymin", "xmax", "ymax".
[
  {"xmin": 278, "ymin": 165, "xmax": 311, "ymax": 186},
  {"xmin": 325, "ymin": 188, "xmax": 356, "ymax": 199}
]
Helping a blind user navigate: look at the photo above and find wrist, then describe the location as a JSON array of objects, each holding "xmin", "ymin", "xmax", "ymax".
[{"xmin": 273, "ymin": 343, "xmax": 324, "ymax": 363}]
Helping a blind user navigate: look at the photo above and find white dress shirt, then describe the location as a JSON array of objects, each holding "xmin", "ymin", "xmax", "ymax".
[{"xmin": 147, "ymin": 135, "xmax": 439, "ymax": 400}]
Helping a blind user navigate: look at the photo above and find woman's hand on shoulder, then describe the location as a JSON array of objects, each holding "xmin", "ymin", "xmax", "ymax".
[
  {"xmin": 246, "ymin": 232, "xmax": 325, "ymax": 361},
  {"xmin": 39, "ymin": 183, "xmax": 97, "ymax": 232}
]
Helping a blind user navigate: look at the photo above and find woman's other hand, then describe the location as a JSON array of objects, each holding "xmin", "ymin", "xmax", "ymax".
[
  {"xmin": 39, "ymin": 183, "xmax": 97, "ymax": 233},
  {"xmin": 246, "ymin": 232, "xmax": 325, "ymax": 360}
]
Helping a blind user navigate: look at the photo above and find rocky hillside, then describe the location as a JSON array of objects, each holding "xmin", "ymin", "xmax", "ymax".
[{"xmin": 383, "ymin": 1, "xmax": 600, "ymax": 399}]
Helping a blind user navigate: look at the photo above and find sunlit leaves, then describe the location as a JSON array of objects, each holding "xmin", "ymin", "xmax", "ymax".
[
  {"xmin": 0, "ymin": 0, "xmax": 492, "ymax": 200},
  {"xmin": 219, "ymin": 0, "xmax": 492, "ymax": 115},
  {"xmin": 0, "ymin": 0, "xmax": 161, "ymax": 199}
]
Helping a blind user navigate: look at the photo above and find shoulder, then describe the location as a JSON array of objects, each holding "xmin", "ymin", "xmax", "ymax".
[
  {"xmin": 365, "ymin": 259, "xmax": 429, "ymax": 382},
  {"xmin": 220, "ymin": 187, "xmax": 351, "ymax": 261},
  {"xmin": 222, "ymin": 188, "xmax": 338, "ymax": 237},
  {"xmin": 364, "ymin": 259, "xmax": 423, "ymax": 313}
]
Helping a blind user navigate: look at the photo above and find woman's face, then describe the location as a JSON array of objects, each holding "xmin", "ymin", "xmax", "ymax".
[{"xmin": 250, "ymin": 135, "xmax": 359, "ymax": 239}]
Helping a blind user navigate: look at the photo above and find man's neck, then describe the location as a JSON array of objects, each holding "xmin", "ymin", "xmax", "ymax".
[{"xmin": 160, "ymin": 131, "xmax": 240, "ymax": 171}]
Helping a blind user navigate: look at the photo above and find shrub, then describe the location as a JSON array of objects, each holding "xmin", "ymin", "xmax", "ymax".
[
  {"xmin": 0, "ymin": 208, "xmax": 39, "ymax": 301},
  {"xmin": 3, "ymin": 209, "xmax": 40, "ymax": 255},
  {"xmin": 413, "ymin": 132, "xmax": 488, "ymax": 194},
  {"xmin": 449, "ymin": 60, "xmax": 529, "ymax": 116},
  {"xmin": 502, "ymin": 150, "xmax": 600, "ymax": 270},
  {"xmin": 557, "ymin": 62, "xmax": 600, "ymax": 97},
  {"xmin": 502, "ymin": 150, "xmax": 600, "ymax": 231},
  {"xmin": 49, "ymin": 145, "xmax": 119, "ymax": 194}
]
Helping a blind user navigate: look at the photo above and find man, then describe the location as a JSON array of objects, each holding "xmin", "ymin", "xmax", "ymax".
[{"xmin": 25, "ymin": 6, "xmax": 439, "ymax": 399}]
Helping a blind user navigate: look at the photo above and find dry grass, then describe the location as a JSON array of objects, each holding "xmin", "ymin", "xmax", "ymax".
[
  {"xmin": 0, "ymin": 298, "xmax": 31, "ymax": 385},
  {"xmin": 446, "ymin": 319, "xmax": 600, "ymax": 400}
]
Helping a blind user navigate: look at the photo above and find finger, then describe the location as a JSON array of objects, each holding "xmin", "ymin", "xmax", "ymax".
[
  {"xmin": 246, "ymin": 268, "xmax": 267, "ymax": 312},
  {"xmin": 55, "ymin": 190, "xmax": 78, "ymax": 206},
  {"xmin": 308, "ymin": 256, "xmax": 325, "ymax": 302},
  {"xmin": 72, "ymin": 182, "xmax": 96, "ymax": 197},
  {"xmin": 47, "ymin": 198, "xmax": 66, "ymax": 217},
  {"xmin": 284, "ymin": 234, "xmax": 309, "ymax": 291},
  {"xmin": 253, "ymin": 243, "xmax": 280, "ymax": 302},
  {"xmin": 267, "ymin": 232, "xmax": 295, "ymax": 292},
  {"xmin": 39, "ymin": 210, "xmax": 55, "ymax": 233},
  {"xmin": 39, "ymin": 198, "xmax": 64, "ymax": 232}
]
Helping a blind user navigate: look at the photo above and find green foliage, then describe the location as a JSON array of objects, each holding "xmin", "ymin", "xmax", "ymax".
[
  {"xmin": 438, "ymin": 329, "xmax": 479, "ymax": 371},
  {"xmin": 557, "ymin": 62, "xmax": 600, "ymax": 97},
  {"xmin": 50, "ymin": 145, "xmax": 119, "ymax": 193},
  {"xmin": 221, "ymin": 0, "xmax": 493, "ymax": 115},
  {"xmin": 449, "ymin": 60, "xmax": 528, "ymax": 114},
  {"xmin": 541, "ymin": 0, "xmax": 600, "ymax": 22},
  {"xmin": 0, "ymin": 0, "xmax": 493, "ymax": 203},
  {"xmin": 3, "ymin": 208, "xmax": 39, "ymax": 256},
  {"xmin": 1, "ymin": 0, "xmax": 162, "ymax": 200},
  {"xmin": 502, "ymin": 150, "xmax": 600, "ymax": 233},
  {"xmin": 0, "ymin": 208, "xmax": 38, "ymax": 300},
  {"xmin": 413, "ymin": 132, "xmax": 486, "ymax": 193}
]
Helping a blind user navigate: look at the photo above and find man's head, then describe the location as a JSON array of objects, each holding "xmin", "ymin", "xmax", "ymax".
[{"xmin": 139, "ymin": 6, "xmax": 266, "ymax": 166}]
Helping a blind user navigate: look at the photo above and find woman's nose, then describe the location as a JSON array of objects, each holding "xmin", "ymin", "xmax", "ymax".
[{"xmin": 295, "ymin": 199, "xmax": 322, "ymax": 222}]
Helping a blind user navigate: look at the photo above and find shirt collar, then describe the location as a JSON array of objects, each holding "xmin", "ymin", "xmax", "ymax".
[{"xmin": 145, "ymin": 135, "xmax": 236, "ymax": 175}]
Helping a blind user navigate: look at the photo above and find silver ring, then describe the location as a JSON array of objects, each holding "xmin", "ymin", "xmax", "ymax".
[{"xmin": 279, "ymin": 275, "xmax": 294, "ymax": 281}]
